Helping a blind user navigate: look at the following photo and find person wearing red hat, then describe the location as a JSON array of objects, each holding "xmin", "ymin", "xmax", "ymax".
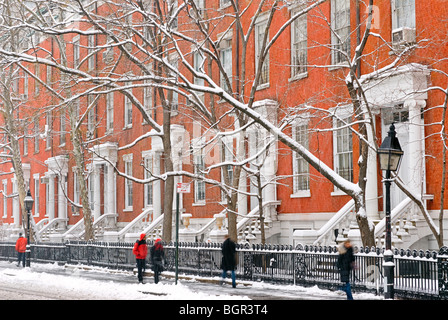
[
  {"xmin": 132, "ymin": 233, "xmax": 148, "ymax": 283},
  {"xmin": 150, "ymin": 238, "xmax": 165, "ymax": 284}
]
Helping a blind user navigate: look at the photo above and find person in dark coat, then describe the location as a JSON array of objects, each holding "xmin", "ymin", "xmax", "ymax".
[
  {"xmin": 221, "ymin": 235, "xmax": 237, "ymax": 288},
  {"xmin": 337, "ymin": 240, "xmax": 355, "ymax": 300},
  {"xmin": 150, "ymin": 238, "xmax": 165, "ymax": 284},
  {"xmin": 132, "ymin": 233, "xmax": 148, "ymax": 283}
]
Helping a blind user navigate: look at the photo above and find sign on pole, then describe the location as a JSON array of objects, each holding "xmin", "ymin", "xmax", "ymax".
[{"xmin": 176, "ymin": 183, "xmax": 191, "ymax": 193}]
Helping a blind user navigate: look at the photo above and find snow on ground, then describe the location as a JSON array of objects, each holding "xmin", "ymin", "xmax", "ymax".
[
  {"xmin": 0, "ymin": 261, "xmax": 383, "ymax": 301},
  {"xmin": 0, "ymin": 261, "xmax": 248, "ymax": 300}
]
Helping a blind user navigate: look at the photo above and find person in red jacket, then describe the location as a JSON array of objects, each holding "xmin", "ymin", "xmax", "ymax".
[
  {"xmin": 15, "ymin": 233, "xmax": 27, "ymax": 267},
  {"xmin": 132, "ymin": 233, "xmax": 148, "ymax": 283}
]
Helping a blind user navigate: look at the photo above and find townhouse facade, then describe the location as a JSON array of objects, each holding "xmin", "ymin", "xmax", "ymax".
[{"xmin": 0, "ymin": 0, "xmax": 447, "ymax": 250}]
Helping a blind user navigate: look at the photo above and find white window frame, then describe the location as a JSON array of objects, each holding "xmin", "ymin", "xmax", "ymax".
[
  {"xmin": 331, "ymin": 0, "xmax": 351, "ymax": 65},
  {"xmin": 123, "ymin": 154, "xmax": 134, "ymax": 210},
  {"xmin": 391, "ymin": 0, "xmax": 415, "ymax": 30},
  {"xmin": 255, "ymin": 13, "xmax": 270, "ymax": 88},
  {"xmin": 291, "ymin": 119, "xmax": 310, "ymax": 197},
  {"xmin": 192, "ymin": 137, "xmax": 206, "ymax": 204},
  {"xmin": 88, "ymin": 33, "xmax": 96, "ymax": 71},
  {"xmin": 290, "ymin": 6, "xmax": 308, "ymax": 79},
  {"xmin": 73, "ymin": 168, "xmax": 80, "ymax": 215},
  {"xmin": 60, "ymin": 107, "xmax": 66, "ymax": 147},
  {"xmin": 124, "ymin": 91, "xmax": 133, "ymax": 128},
  {"xmin": 143, "ymin": 152, "xmax": 153, "ymax": 208},
  {"xmin": 73, "ymin": 36, "xmax": 80, "ymax": 68},
  {"xmin": 219, "ymin": 39, "xmax": 233, "ymax": 93},
  {"xmin": 331, "ymin": 107, "xmax": 353, "ymax": 195},
  {"xmin": 106, "ymin": 90, "xmax": 114, "ymax": 133}
]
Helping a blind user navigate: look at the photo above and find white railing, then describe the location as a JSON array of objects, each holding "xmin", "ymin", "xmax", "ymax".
[
  {"xmin": 237, "ymin": 201, "xmax": 280, "ymax": 242},
  {"xmin": 116, "ymin": 207, "xmax": 154, "ymax": 240},
  {"xmin": 293, "ymin": 199, "xmax": 356, "ymax": 246},
  {"xmin": 374, "ymin": 197, "xmax": 416, "ymax": 246},
  {"xmin": 62, "ymin": 213, "xmax": 117, "ymax": 241},
  {"xmin": 38, "ymin": 218, "xmax": 68, "ymax": 241}
]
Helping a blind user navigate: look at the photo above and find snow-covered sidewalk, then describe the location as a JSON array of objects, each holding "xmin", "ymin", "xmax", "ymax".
[{"xmin": 0, "ymin": 260, "xmax": 383, "ymax": 301}]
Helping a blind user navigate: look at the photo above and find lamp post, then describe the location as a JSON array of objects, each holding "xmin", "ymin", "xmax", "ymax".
[
  {"xmin": 24, "ymin": 189, "xmax": 34, "ymax": 268},
  {"xmin": 377, "ymin": 123, "xmax": 403, "ymax": 300}
]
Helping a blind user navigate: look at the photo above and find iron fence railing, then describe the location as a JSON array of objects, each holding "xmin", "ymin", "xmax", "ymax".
[{"xmin": 0, "ymin": 241, "xmax": 445, "ymax": 299}]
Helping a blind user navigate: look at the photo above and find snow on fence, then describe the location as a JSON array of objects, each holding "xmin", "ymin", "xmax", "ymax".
[{"xmin": 0, "ymin": 241, "xmax": 444, "ymax": 299}]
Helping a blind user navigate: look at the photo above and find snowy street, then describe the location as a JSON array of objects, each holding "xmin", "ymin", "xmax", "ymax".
[{"xmin": 0, "ymin": 260, "xmax": 383, "ymax": 301}]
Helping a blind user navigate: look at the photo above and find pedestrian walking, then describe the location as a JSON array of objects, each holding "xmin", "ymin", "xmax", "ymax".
[
  {"xmin": 132, "ymin": 233, "xmax": 148, "ymax": 284},
  {"xmin": 150, "ymin": 238, "xmax": 165, "ymax": 284},
  {"xmin": 221, "ymin": 235, "xmax": 236, "ymax": 288},
  {"xmin": 15, "ymin": 233, "xmax": 27, "ymax": 267},
  {"xmin": 336, "ymin": 240, "xmax": 355, "ymax": 300}
]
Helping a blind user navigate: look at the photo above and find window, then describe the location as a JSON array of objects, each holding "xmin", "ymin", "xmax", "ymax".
[
  {"xmin": 193, "ymin": 0, "xmax": 204, "ymax": 14},
  {"xmin": 334, "ymin": 118, "xmax": 353, "ymax": 183},
  {"xmin": 220, "ymin": 0, "xmax": 231, "ymax": 8},
  {"xmin": 60, "ymin": 108, "xmax": 66, "ymax": 146},
  {"xmin": 124, "ymin": 92, "xmax": 133, "ymax": 128},
  {"xmin": 331, "ymin": 0, "xmax": 351, "ymax": 65},
  {"xmin": 194, "ymin": 51, "xmax": 205, "ymax": 87},
  {"xmin": 169, "ymin": 57, "xmax": 179, "ymax": 112},
  {"xmin": 124, "ymin": 154, "xmax": 133, "ymax": 209},
  {"xmin": 34, "ymin": 63, "xmax": 40, "ymax": 95},
  {"xmin": 73, "ymin": 36, "xmax": 80, "ymax": 68},
  {"xmin": 106, "ymin": 90, "xmax": 114, "ymax": 132},
  {"xmin": 293, "ymin": 124, "xmax": 310, "ymax": 193},
  {"xmin": 46, "ymin": 112, "xmax": 52, "ymax": 150},
  {"xmin": 88, "ymin": 34, "xmax": 96, "ymax": 70},
  {"xmin": 255, "ymin": 16, "xmax": 269, "ymax": 86},
  {"xmin": 46, "ymin": 65, "xmax": 52, "ymax": 85},
  {"xmin": 291, "ymin": 8, "xmax": 307, "ymax": 78},
  {"xmin": 88, "ymin": 175, "xmax": 94, "ymax": 211},
  {"xmin": 392, "ymin": 0, "xmax": 415, "ymax": 30},
  {"xmin": 220, "ymin": 45, "xmax": 232, "ymax": 93},
  {"xmin": 87, "ymin": 95, "xmax": 96, "ymax": 137},
  {"xmin": 73, "ymin": 169, "xmax": 80, "ymax": 210},
  {"xmin": 143, "ymin": 80, "xmax": 152, "ymax": 120},
  {"xmin": 143, "ymin": 155, "xmax": 153, "ymax": 207},
  {"xmin": 193, "ymin": 138, "xmax": 206, "ymax": 203},
  {"xmin": 34, "ymin": 118, "xmax": 39, "ymax": 153},
  {"xmin": 23, "ymin": 73, "xmax": 29, "ymax": 100},
  {"xmin": 2, "ymin": 180, "xmax": 7, "ymax": 218}
]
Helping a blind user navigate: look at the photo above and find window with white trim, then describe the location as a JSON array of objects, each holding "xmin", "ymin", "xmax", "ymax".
[
  {"xmin": 334, "ymin": 118, "xmax": 353, "ymax": 183},
  {"xmin": 143, "ymin": 154, "xmax": 153, "ymax": 207},
  {"xmin": 124, "ymin": 154, "xmax": 133, "ymax": 209},
  {"xmin": 291, "ymin": 7, "xmax": 307, "ymax": 78},
  {"xmin": 292, "ymin": 123, "xmax": 310, "ymax": 193},
  {"xmin": 220, "ymin": 44, "xmax": 232, "ymax": 93},
  {"xmin": 255, "ymin": 15, "xmax": 269, "ymax": 86},
  {"xmin": 331, "ymin": 0, "xmax": 351, "ymax": 65},
  {"xmin": 124, "ymin": 91, "xmax": 133, "ymax": 128},
  {"xmin": 193, "ymin": 138, "xmax": 206, "ymax": 203},
  {"xmin": 73, "ymin": 36, "xmax": 80, "ymax": 68},
  {"xmin": 392, "ymin": 0, "xmax": 415, "ymax": 30},
  {"xmin": 106, "ymin": 90, "xmax": 114, "ymax": 132}
]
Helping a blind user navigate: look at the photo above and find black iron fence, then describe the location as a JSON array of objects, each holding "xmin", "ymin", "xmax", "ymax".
[{"xmin": 0, "ymin": 241, "xmax": 446, "ymax": 299}]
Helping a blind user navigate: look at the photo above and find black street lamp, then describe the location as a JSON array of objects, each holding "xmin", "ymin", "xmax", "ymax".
[
  {"xmin": 377, "ymin": 123, "xmax": 403, "ymax": 300},
  {"xmin": 24, "ymin": 189, "xmax": 34, "ymax": 268}
]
